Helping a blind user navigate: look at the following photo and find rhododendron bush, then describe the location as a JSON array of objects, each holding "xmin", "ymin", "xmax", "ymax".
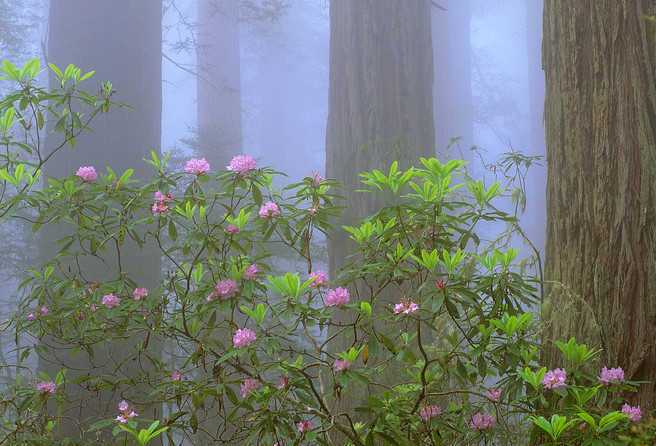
[{"xmin": 0, "ymin": 60, "xmax": 650, "ymax": 445}]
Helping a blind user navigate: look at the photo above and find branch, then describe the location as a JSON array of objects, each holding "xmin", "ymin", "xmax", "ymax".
[{"xmin": 431, "ymin": 1, "xmax": 447, "ymax": 11}]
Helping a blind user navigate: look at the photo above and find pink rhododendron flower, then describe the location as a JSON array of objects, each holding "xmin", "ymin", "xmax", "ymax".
[
  {"xmin": 622, "ymin": 404, "xmax": 642, "ymax": 422},
  {"xmin": 259, "ymin": 201, "xmax": 280, "ymax": 219},
  {"xmin": 227, "ymin": 155, "xmax": 256, "ymax": 173},
  {"xmin": 435, "ymin": 279, "xmax": 446, "ymax": 289},
  {"xmin": 243, "ymin": 264, "xmax": 259, "ymax": 280},
  {"xmin": 226, "ymin": 223, "xmax": 240, "ymax": 234},
  {"xmin": 116, "ymin": 400, "xmax": 137, "ymax": 423},
  {"xmin": 233, "ymin": 328, "xmax": 257, "ymax": 348},
  {"xmin": 171, "ymin": 372, "xmax": 181, "ymax": 381},
  {"xmin": 276, "ymin": 375, "xmax": 290, "ymax": 389},
  {"xmin": 393, "ymin": 300, "xmax": 419, "ymax": 314},
  {"xmin": 598, "ymin": 366, "xmax": 624, "ymax": 384},
  {"xmin": 185, "ymin": 157, "xmax": 211, "ymax": 176},
  {"xmin": 214, "ymin": 279, "xmax": 239, "ymax": 300},
  {"xmin": 76, "ymin": 166, "xmax": 97, "ymax": 181},
  {"xmin": 325, "ymin": 287, "xmax": 349, "ymax": 307},
  {"xmin": 470, "ymin": 413, "xmax": 495, "ymax": 430},
  {"xmin": 310, "ymin": 171, "xmax": 323, "ymax": 185},
  {"xmin": 36, "ymin": 381, "xmax": 56, "ymax": 394},
  {"xmin": 296, "ymin": 421, "xmax": 314, "ymax": 433},
  {"xmin": 152, "ymin": 191, "xmax": 172, "ymax": 216},
  {"xmin": 240, "ymin": 378, "xmax": 262, "ymax": 398},
  {"xmin": 542, "ymin": 368, "xmax": 567, "ymax": 389},
  {"xmin": 27, "ymin": 306, "xmax": 48, "ymax": 321},
  {"xmin": 309, "ymin": 270, "xmax": 328, "ymax": 288},
  {"xmin": 419, "ymin": 405, "xmax": 441, "ymax": 421},
  {"xmin": 333, "ymin": 358, "xmax": 351, "ymax": 372},
  {"xmin": 133, "ymin": 287, "xmax": 148, "ymax": 300},
  {"xmin": 487, "ymin": 388, "xmax": 502, "ymax": 401},
  {"xmin": 102, "ymin": 293, "xmax": 120, "ymax": 309}
]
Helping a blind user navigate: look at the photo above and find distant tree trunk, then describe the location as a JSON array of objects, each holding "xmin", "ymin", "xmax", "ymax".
[
  {"xmin": 543, "ymin": 1, "xmax": 656, "ymax": 408},
  {"xmin": 43, "ymin": 0, "xmax": 162, "ymax": 437},
  {"xmin": 326, "ymin": 0, "xmax": 435, "ymax": 239},
  {"xmin": 197, "ymin": 0, "xmax": 243, "ymax": 167},
  {"xmin": 325, "ymin": 0, "xmax": 435, "ymax": 432},
  {"xmin": 432, "ymin": 0, "xmax": 473, "ymax": 153}
]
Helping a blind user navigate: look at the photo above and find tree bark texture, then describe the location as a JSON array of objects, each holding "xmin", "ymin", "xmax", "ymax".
[
  {"xmin": 326, "ymin": 0, "xmax": 435, "ymax": 261},
  {"xmin": 197, "ymin": 0, "xmax": 243, "ymax": 166},
  {"xmin": 543, "ymin": 0, "xmax": 656, "ymax": 408},
  {"xmin": 325, "ymin": 0, "xmax": 435, "ymax": 434}
]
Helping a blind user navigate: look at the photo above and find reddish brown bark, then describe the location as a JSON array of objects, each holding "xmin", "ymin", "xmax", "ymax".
[{"xmin": 543, "ymin": 1, "xmax": 656, "ymax": 408}]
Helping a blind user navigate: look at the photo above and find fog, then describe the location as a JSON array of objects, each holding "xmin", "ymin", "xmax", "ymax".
[{"xmin": 0, "ymin": 0, "xmax": 546, "ymax": 443}]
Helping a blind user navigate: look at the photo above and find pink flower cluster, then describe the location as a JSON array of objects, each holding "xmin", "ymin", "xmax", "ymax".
[
  {"xmin": 309, "ymin": 269, "xmax": 328, "ymax": 288},
  {"xmin": 435, "ymin": 279, "xmax": 446, "ymax": 289},
  {"xmin": 542, "ymin": 368, "xmax": 566, "ymax": 389},
  {"xmin": 227, "ymin": 155, "xmax": 256, "ymax": 173},
  {"xmin": 102, "ymin": 293, "xmax": 120, "ymax": 309},
  {"xmin": 393, "ymin": 300, "xmax": 419, "ymax": 314},
  {"xmin": 325, "ymin": 287, "xmax": 349, "ymax": 307},
  {"xmin": 233, "ymin": 328, "xmax": 257, "ymax": 348},
  {"xmin": 152, "ymin": 191, "xmax": 172, "ymax": 216},
  {"xmin": 470, "ymin": 413, "xmax": 495, "ymax": 430},
  {"xmin": 27, "ymin": 306, "xmax": 48, "ymax": 321},
  {"xmin": 419, "ymin": 405, "xmax": 441, "ymax": 421},
  {"xmin": 116, "ymin": 400, "xmax": 138, "ymax": 423},
  {"xmin": 132, "ymin": 287, "xmax": 148, "ymax": 300},
  {"xmin": 76, "ymin": 166, "xmax": 97, "ymax": 182},
  {"xmin": 276, "ymin": 375, "xmax": 290, "ymax": 389},
  {"xmin": 296, "ymin": 421, "xmax": 314, "ymax": 433},
  {"xmin": 309, "ymin": 171, "xmax": 323, "ymax": 185},
  {"xmin": 487, "ymin": 388, "xmax": 502, "ymax": 401},
  {"xmin": 333, "ymin": 358, "xmax": 351, "ymax": 372},
  {"xmin": 240, "ymin": 378, "xmax": 262, "ymax": 398},
  {"xmin": 259, "ymin": 201, "xmax": 280, "ymax": 219},
  {"xmin": 185, "ymin": 157, "xmax": 211, "ymax": 176},
  {"xmin": 226, "ymin": 223, "xmax": 240, "ymax": 234},
  {"xmin": 243, "ymin": 264, "xmax": 259, "ymax": 280},
  {"xmin": 36, "ymin": 381, "xmax": 56, "ymax": 394},
  {"xmin": 621, "ymin": 404, "xmax": 642, "ymax": 422},
  {"xmin": 207, "ymin": 279, "xmax": 239, "ymax": 301},
  {"xmin": 598, "ymin": 366, "xmax": 624, "ymax": 384},
  {"xmin": 171, "ymin": 372, "xmax": 181, "ymax": 381}
]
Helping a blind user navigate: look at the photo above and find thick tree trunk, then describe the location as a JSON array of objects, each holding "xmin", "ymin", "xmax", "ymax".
[
  {"xmin": 325, "ymin": 0, "xmax": 435, "ymax": 434},
  {"xmin": 543, "ymin": 1, "xmax": 656, "ymax": 408},
  {"xmin": 44, "ymin": 0, "xmax": 162, "ymax": 438},
  {"xmin": 197, "ymin": 0, "xmax": 243, "ymax": 166}
]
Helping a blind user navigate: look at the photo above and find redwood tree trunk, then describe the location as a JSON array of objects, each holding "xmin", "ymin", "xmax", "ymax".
[
  {"xmin": 326, "ymin": 0, "xmax": 435, "ymax": 271},
  {"xmin": 325, "ymin": 0, "xmax": 435, "ymax": 433},
  {"xmin": 543, "ymin": 1, "xmax": 656, "ymax": 408},
  {"xmin": 44, "ymin": 0, "xmax": 162, "ymax": 437},
  {"xmin": 197, "ymin": 0, "xmax": 243, "ymax": 166}
]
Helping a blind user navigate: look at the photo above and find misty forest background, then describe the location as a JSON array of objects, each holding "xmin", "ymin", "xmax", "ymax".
[{"xmin": 2, "ymin": 0, "xmax": 656, "ymax": 429}]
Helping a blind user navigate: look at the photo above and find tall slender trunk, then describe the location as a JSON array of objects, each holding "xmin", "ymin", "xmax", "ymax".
[{"xmin": 197, "ymin": 0, "xmax": 242, "ymax": 166}]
